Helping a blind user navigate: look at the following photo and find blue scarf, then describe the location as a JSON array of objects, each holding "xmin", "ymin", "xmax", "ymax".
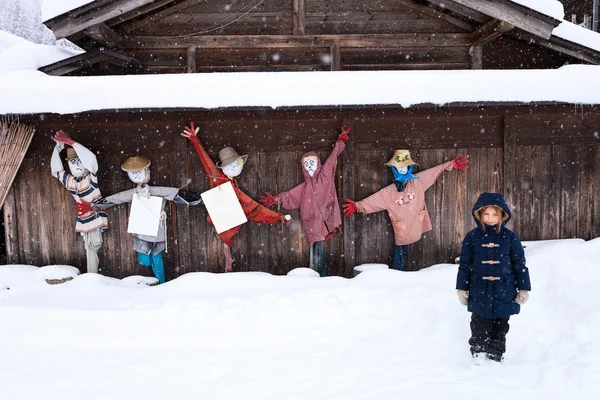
[{"xmin": 392, "ymin": 165, "xmax": 418, "ymax": 192}]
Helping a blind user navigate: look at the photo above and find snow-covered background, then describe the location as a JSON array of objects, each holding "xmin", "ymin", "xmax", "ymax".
[{"xmin": 1, "ymin": 238, "xmax": 600, "ymax": 399}]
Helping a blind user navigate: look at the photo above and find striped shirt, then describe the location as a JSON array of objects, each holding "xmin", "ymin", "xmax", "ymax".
[{"xmin": 55, "ymin": 170, "xmax": 108, "ymax": 233}]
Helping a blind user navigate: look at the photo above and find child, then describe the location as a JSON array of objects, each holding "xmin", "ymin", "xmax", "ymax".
[{"xmin": 456, "ymin": 192, "xmax": 531, "ymax": 362}]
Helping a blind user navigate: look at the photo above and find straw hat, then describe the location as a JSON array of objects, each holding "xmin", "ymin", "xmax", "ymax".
[
  {"xmin": 216, "ymin": 146, "xmax": 248, "ymax": 169},
  {"xmin": 384, "ymin": 150, "xmax": 417, "ymax": 169},
  {"xmin": 66, "ymin": 147, "xmax": 78, "ymax": 159},
  {"xmin": 121, "ymin": 155, "xmax": 151, "ymax": 172}
]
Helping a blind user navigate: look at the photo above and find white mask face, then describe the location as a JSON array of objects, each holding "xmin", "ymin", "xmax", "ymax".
[
  {"xmin": 127, "ymin": 168, "xmax": 150, "ymax": 184},
  {"xmin": 222, "ymin": 157, "xmax": 244, "ymax": 178},
  {"xmin": 397, "ymin": 166, "xmax": 409, "ymax": 175},
  {"xmin": 303, "ymin": 156, "xmax": 318, "ymax": 177},
  {"xmin": 68, "ymin": 157, "xmax": 88, "ymax": 177}
]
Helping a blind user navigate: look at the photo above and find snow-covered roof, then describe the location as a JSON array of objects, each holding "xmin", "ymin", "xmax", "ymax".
[
  {"xmin": 0, "ymin": 30, "xmax": 82, "ymax": 71},
  {"xmin": 510, "ymin": 0, "xmax": 564, "ymax": 20},
  {"xmin": 554, "ymin": 21, "xmax": 600, "ymax": 53},
  {"xmin": 2, "ymin": 66, "xmax": 600, "ymax": 115},
  {"xmin": 42, "ymin": 0, "xmax": 95, "ymax": 22}
]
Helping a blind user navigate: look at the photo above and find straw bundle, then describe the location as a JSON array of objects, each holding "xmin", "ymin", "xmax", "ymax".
[{"xmin": 0, "ymin": 118, "xmax": 36, "ymax": 209}]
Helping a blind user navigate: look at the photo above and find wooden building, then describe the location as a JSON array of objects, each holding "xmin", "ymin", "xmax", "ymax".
[{"xmin": 2, "ymin": 0, "xmax": 600, "ymax": 279}]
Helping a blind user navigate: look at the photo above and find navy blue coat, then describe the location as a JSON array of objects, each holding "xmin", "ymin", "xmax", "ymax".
[{"xmin": 456, "ymin": 193, "xmax": 531, "ymax": 319}]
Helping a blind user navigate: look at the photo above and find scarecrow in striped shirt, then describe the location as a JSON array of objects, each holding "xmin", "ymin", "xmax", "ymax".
[
  {"xmin": 51, "ymin": 130, "xmax": 108, "ymax": 274},
  {"xmin": 343, "ymin": 150, "xmax": 468, "ymax": 271}
]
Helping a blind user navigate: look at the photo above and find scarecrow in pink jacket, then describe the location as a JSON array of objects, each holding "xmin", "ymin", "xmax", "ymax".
[
  {"xmin": 260, "ymin": 126, "xmax": 350, "ymax": 277},
  {"xmin": 343, "ymin": 150, "xmax": 468, "ymax": 271}
]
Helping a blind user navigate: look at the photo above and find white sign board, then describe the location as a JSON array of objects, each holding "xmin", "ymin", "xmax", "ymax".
[
  {"xmin": 127, "ymin": 194, "xmax": 164, "ymax": 237},
  {"xmin": 201, "ymin": 181, "xmax": 247, "ymax": 234}
]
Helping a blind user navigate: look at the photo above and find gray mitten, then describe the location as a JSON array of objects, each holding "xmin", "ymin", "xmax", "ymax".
[
  {"xmin": 457, "ymin": 290, "xmax": 469, "ymax": 306},
  {"xmin": 516, "ymin": 290, "xmax": 529, "ymax": 305}
]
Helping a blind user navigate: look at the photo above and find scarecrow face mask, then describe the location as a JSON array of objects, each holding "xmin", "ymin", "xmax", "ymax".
[
  {"xmin": 222, "ymin": 157, "xmax": 245, "ymax": 178},
  {"xmin": 127, "ymin": 168, "xmax": 150, "ymax": 184},
  {"xmin": 303, "ymin": 156, "xmax": 318, "ymax": 177},
  {"xmin": 67, "ymin": 157, "xmax": 88, "ymax": 178},
  {"xmin": 396, "ymin": 166, "xmax": 408, "ymax": 175}
]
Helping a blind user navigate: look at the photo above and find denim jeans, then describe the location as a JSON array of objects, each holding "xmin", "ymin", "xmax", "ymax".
[
  {"xmin": 392, "ymin": 245, "xmax": 408, "ymax": 271},
  {"xmin": 310, "ymin": 241, "xmax": 327, "ymax": 277}
]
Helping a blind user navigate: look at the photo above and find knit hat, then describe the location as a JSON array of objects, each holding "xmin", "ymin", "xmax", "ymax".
[
  {"xmin": 216, "ymin": 146, "xmax": 248, "ymax": 169},
  {"xmin": 121, "ymin": 155, "xmax": 151, "ymax": 172},
  {"xmin": 66, "ymin": 147, "xmax": 78, "ymax": 160},
  {"xmin": 385, "ymin": 150, "xmax": 417, "ymax": 169}
]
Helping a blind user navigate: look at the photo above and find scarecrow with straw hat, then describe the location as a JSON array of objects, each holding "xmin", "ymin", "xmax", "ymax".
[
  {"xmin": 51, "ymin": 130, "xmax": 108, "ymax": 274},
  {"xmin": 83, "ymin": 155, "xmax": 202, "ymax": 284},
  {"xmin": 259, "ymin": 125, "xmax": 351, "ymax": 277},
  {"xmin": 343, "ymin": 150, "xmax": 468, "ymax": 271},
  {"xmin": 181, "ymin": 122, "xmax": 291, "ymax": 272}
]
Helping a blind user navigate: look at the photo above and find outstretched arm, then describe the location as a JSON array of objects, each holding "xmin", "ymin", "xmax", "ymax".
[
  {"xmin": 54, "ymin": 130, "xmax": 98, "ymax": 174},
  {"xmin": 323, "ymin": 125, "xmax": 350, "ymax": 170},
  {"xmin": 416, "ymin": 154, "xmax": 468, "ymax": 191},
  {"xmin": 181, "ymin": 122, "xmax": 226, "ymax": 188}
]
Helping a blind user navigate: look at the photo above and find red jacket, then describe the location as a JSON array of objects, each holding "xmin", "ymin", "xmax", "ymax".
[
  {"xmin": 274, "ymin": 140, "xmax": 345, "ymax": 245},
  {"xmin": 188, "ymin": 135, "xmax": 285, "ymax": 246}
]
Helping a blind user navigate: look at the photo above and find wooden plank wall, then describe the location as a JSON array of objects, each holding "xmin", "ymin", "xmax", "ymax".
[{"xmin": 2, "ymin": 105, "xmax": 600, "ymax": 278}]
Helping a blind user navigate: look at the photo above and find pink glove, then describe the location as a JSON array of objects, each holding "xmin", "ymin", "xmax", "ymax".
[
  {"xmin": 342, "ymin": 198, "xmax": 357, "ymax": 216},
  {"xmin": 338, "ymin": 125, "xmax": 351, "ymax": 143},
  {"xmin": 54, "ymin": 130, "xmax": 75, "ymax": 146},
  {"xmin": 181, "ymin": 122, "xmax": 199, "ymax": 139},
  {"xmin": 260, "ymin": 192, "xmax": 276, "ymax": 208},
  {"xmin": 451, "ymin": 154, "xmax": 469, "ymax": 171}
]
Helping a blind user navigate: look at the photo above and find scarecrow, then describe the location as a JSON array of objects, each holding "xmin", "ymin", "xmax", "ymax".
[
  {"xmin": 84, "ymin": 155, "xmax": 202, "ymax": 284},
  {"xmin": 343, "ymin": 150, "xmax": 468, "ymax": 271},
  {"xmin": 51, "ymin": 130, "xmax": 108, "ymax": 274},
  {"xmin": 259, "ymin": 125, "xmax": 351, "ymax": 277},
  {"xmin": 181, "ymin": 122, "xmax": 290, "ymax": 272}
]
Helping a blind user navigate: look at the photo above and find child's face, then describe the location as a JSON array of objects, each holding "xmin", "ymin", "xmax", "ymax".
[{"xmin": 481, "ymin": 207, "xmax": 500, "ymax": 226}]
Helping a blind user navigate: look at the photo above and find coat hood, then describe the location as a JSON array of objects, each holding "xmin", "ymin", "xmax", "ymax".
[
  {"xmin": 472, "ymin": 192, "xmax": 511, "ymax": 228},
  {"xmin": 300, "ymin": 150, "xmax": 322, "ymax": 181}
]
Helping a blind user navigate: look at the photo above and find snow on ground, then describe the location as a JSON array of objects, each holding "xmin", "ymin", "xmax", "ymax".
[
  {"xmin": 1, "ymin": 238, "xmax": 599, "ymax": 400},
  {"xmin": 3, "ymin": 65, "xmax": 600, "ymax": 114}
]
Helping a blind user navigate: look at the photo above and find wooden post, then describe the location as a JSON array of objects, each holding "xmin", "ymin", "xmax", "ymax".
[
  {"xmin": 330, "ymin": 44, "xmax": 341, "ymax": 71},
  {"xmin": 469, "ymin": 45, "xmax": 482, "ymax": 69},
  {"xmin": 187, "ymin": 47, "xmax": 197, "ymax": 73},
  {"xmin": 292, "ymin": 0, "xmax": 306, "ymax": 35},
  {"xmin": 2, "ymin": 188, "xmax": 18, "ymax": 263},
  {"xmin": 341, "ymin": 116, "xmax": 355, "ymax": 277},
  {"xmin": 503, "ymin": 116, "xmax": 517, "ymax": 229},
  {"xmin": 594, "ymin": 0, "xmax": 599, "ymax": 32}
]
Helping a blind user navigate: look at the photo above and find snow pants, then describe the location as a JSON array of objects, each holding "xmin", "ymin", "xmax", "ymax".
[
  {"xmin": 310, "ymin": 241, "xmax": 327, "ymax": 277},
  {"xmin": 82, "ymin": 229, "xmax": 103, "ymax": 274},
  {"xmin": 392, "ymin": 245, "xmax": 408, "ymax": 271},
  {"xmin": 137, "ymin": 251, "xmax": 166, "ymax": 284},
  {"xmin": 469, "ymin": 314, "xmax": 510, "ymax": 362}
]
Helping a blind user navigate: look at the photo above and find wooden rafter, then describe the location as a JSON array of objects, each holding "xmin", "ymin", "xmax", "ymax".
[
  {"xmin": 512, "ymin": 31, "xmax": 600, "ymax": 65},
  {"xmin": 400, "ymin": 0, "xmax": 476, "ymax": 31},
  {"xmin": 119, "ymin": 0, "xmax": 209, "ymax": 33},
  {"xmin": 83, "ymin": 23, "xmax": 123, "ymax": 48},
  {"xmin": 425, "ymin": 0, "xmax": 489, "ymax": 24},
  {"xmin": 292, "ymin": 0, "xmax": 306, "ymax": 35},
  {"xmin": 122, "ymin": 33, "xmax": 473, "ymax": 49},
  {"xmin": 470, "ymin": 19, "xmax": 514, "ymax": 46},
  {"xmin": 39, "ymin": 48, "xmax": 141, "ymax": 76}
]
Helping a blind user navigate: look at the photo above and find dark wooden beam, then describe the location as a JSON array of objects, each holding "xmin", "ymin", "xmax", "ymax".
[
  {"xmin": 49, "ymin": 0, "xmax": 157, "ymax": 39},
  {"xmin": 187, "ymin": 47, "xmax": 197, "ymax": 73},
  {"xmin": 122, "ymin": 33, "xmax": 472, "ymax": 49},
  {"xmin": 330, "ymin": 44, "xmax": 341, "ymax": 71},
  {"xmin": 449, "ymin": 0, "xmax": 556, "ymax": 39},
  {"xmin": 293, "ymin": 0, "xmax": 306, "ymax": 35},
  {"xmin": 83, "ymin": 23, "xmax": 123, "ymax": 48},
  {"xmin": 470, "ymin": 19, "xmax": 514, "ymax": 46},
  {"xmin": 512, "ymin": 31, "xmax": 600, "ymax": 65},
  {"xmin": 400, "ymin": 0, "xmax": 476, "ymax": 31},
  {"xmin": 425, "ymin": 0, "xmax": 489, "ymax": 24},
  {"xmin": 108, "ymin": 0, "xmax": 177, "ymax": 27},
  {"xmin": 39, "ymin": 48, "xmax": 140, "ymax": 76},
  {"xmin": 121, "ymin": 0, "xmax": 209, "ymax": 33}
]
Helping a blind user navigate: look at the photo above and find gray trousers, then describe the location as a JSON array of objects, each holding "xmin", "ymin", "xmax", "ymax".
[{"xmin": 82, "ymin": 229, "xmax": 103, "ymax": 274}]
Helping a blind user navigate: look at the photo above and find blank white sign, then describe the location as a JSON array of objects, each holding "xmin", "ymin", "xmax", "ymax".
[
  {"xmin": 201, "ymin": 181, "xmax": 247, "ymax": 234},
  {"xmin": 127, "ymin": 194, "xmax": 164, "ymax": 237}
]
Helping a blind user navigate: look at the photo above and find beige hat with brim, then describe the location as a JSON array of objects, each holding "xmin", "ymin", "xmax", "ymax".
[
  {"xmin": 384, "ymin": 149, "xmax": 417, "ymax": 169},
  {"xmin": 121, "ymin": 155, "xmax": 151, "ymax": 172},
  {"xmin": 216, "ymin": 146, "xmax": 248, "ymax": 169},
  {"xmin": 66, "ymin": 147, "xmax": 78, "ymax": 160}
]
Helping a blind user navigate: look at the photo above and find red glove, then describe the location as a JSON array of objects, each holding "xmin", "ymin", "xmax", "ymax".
[
  {"xmin": 342, "ymin": 198, "xmax": 358, "ymax": 216},
  {"xmin": 75, "ymin": 200, "xmax": 94, "ymax": 216},
  {"xmin": 338, "ymin": 125, "xmax": 351, "ymax": 143},
  {"xmin": 451, "ymin": 154, "xmax": 469, "ymax": 171},
  {"xmin": 54, "ymin": 130, "xmax": 75, "ymax": 146},
  {"xmin": 259, "ymin": 192, "xmax": 276, "ymax": 208},
  {"xmin": 181, "ymin": 122, "xmax": 199, "ymax": 139}
]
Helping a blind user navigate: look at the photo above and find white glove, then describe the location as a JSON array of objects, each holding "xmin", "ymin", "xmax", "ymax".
[
  {"xmin": 516, "ymin": 290, "xmax": 529, "ymax": 305},
  {"xmin": 55, "ymin": 141, "xmax": 65, "ymax": 152},
  {"xmin": 457, "ymin": 290, "xmax": 469, "ymax": 306}
]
